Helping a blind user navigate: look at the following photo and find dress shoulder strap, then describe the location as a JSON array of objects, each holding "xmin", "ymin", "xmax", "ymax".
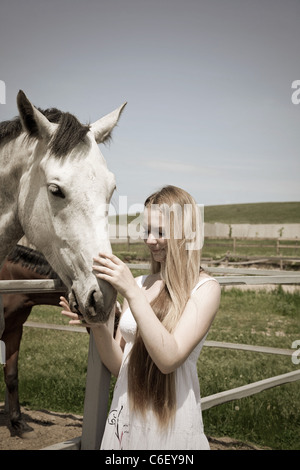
[
  {"xmin": 191, "ymin": 277, "xmax": 218, "ymax": 294},
  {"xmin": 136, "ymin": 274, "xmax": 148, "ymax": 288}
]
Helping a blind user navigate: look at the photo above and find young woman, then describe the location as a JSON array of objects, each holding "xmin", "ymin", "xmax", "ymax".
[{"xmin": 60, "ymin": 185, "xmax": 221, "ymax": 450}]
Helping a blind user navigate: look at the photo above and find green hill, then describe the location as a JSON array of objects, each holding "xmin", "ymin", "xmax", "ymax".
[
  {"xmin": 110, "ymin": 202, "xmax": 300, "ymax": 225},
  {"xmin": 204, "ymin": 202, "xmax": 300, "ymax": 224}
]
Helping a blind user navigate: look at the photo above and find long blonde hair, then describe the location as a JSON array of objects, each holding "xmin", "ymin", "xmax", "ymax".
[{"xmin": 127, "ymin": 186, "xmax": 203, "ymax": 427}]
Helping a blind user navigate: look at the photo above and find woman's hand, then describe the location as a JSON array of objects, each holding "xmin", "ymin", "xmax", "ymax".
[
  {"xmin": 59, "ymin": 296, "xmax": 89, "ymax": 327},
  {"xmin": 92, "ymin": 252, "xmax": 139, "ymax": 300},
  {"xmin": 60, "ymin": 295, "xmax": 124, "ymax": 377}
]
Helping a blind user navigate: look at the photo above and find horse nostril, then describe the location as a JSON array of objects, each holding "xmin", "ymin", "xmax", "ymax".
[
  {"xmin": 87, "ymin": 289, "xmax": 98, "ymax": 317},
  {"xmin": 71, "ymin": 289, "xmax": 81, "ymax": 315},
  {"xmin": 71, "ymin": 289, "xmax": 77, "ymax": 301}
]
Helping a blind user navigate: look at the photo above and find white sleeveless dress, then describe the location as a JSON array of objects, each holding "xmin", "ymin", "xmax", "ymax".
[{"xmin": 100, "ymin": 275, "xmax": 218, "ymax": 450}]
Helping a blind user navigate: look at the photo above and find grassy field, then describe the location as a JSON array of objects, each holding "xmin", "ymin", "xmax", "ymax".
[
  {"xmin": 0, "ymin": 286, "xmax": 299, "ymax": 450},
  {"xmin": 200, "ymin": 287, "xmax": 300, "ymax": 450},
  {"xmin": 112, "ymin": 238, "xmax": 300, "ymax": 263},
  {"xmin": 203, "ymin": 201, "xmax": 300, "ymax": 224},
  {"xmin": 203, "ymin": 238, "xmax": 300, "ymax": 259},
  {"xmin": 111, "ymin": 201, "xmax": 300, "ymax": 225},
  {"xmin": 111, "ymin": 200, "xmax": 300, "ymax": 261}
]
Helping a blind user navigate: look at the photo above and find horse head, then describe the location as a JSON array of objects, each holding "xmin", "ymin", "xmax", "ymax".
[{"xmin": 16, "ymin": 91, "xmax": 126, "ymax": 324}]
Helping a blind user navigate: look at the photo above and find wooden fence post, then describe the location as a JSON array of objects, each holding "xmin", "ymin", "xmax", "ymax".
[{"xmin": 80, "ymin": 311, "xmax": 115, "ymax": 450}]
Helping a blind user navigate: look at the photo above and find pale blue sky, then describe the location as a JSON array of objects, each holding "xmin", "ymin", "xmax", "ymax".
[{"xmin": 1, "ymin": 0, "xmax": 299, "ymax": 212}]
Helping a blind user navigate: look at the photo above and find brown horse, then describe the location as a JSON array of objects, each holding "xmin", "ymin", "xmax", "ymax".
[{"xmin": 1, "ymin": 244, "xmax": 66, "ymax": 436}]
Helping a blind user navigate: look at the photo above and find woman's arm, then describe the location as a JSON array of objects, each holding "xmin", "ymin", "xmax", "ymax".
[
  {"xmin": 93, "ymin": 253, "xmax": 221, "ymax": 375},
  {"xmin": 59, "ymin": 297, "xmax": 124, "ymax": 377},
  {"xmin": 127, "ymin": 279, "xmax": 220, "ymax": 374},
  {"xmin": 90, "ymin": 322, "xmax": 124, "ymax": 377}
]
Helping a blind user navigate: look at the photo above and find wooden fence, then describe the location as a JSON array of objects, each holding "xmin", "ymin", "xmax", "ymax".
[
  {"xmin": 1, "ymin": 265, "xmax": 300, "ymax": 450},
  {"xmin": 204, "ymin": 237, "xmax": 300, "ymax": 255}
]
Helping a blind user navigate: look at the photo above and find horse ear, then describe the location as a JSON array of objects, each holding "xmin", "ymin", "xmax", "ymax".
[
  {"xmin": 91, "ymin": 102, "xmax": 127, "ymax": 144},
  {"xmin": 17, "ymin": 90, "xmax": 56, "ymax": 139}
]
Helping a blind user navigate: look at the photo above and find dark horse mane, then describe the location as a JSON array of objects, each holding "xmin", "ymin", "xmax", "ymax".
[
  {"xmin": 0, "ymin": 107, "xmax": 90, "ymax": 157},
  {"xmin": 7, "ymin": 245, "xmax": 59, "ymax": 279}
]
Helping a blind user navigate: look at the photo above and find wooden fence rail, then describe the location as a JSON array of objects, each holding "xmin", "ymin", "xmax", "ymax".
[
  {"xmin": 1, "ymin": 266, "xmax": 300, "ymax": 450},
  {"xmin": 21, "ymin": 322, "xmax": 296, "ymax": 357},
  {"xmin": 0, "ymin": 272, "xmax": 300, "ymax": 296},
  {"xmin": 201, "ymin": 370, "xmax": 300, "ymax": 411},
  {"xmin": 205, "ymin": 237, "xmax": 300, "ymax": 255}
]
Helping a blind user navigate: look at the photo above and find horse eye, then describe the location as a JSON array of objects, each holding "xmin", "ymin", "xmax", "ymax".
[{"xmin": 48, "ymin": 184, "xmax": 65, "ymax": 199}]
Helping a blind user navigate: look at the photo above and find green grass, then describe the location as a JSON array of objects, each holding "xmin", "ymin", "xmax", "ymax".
[
  {"xmin": 1, "ymin": 287, "xmax": 299, "ymax": 449},
  {"xmin": 1, "ymin": 305, "xmax": 90, "ymax": 414},
  {"xmin": 201, "ymin": 351, "xmax": 299, "ymax": 450},
  {"xmin": 16, "ymin": 328, "xmax": 89, "ymax": 414},
  {"xmin": 200, "ymin": 287, "xmax": 300, "ymax": 450}
]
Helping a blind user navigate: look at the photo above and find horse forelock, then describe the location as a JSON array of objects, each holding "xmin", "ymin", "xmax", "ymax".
[
  {"xmin": 49, "ymin": 112, "xmax": 91, "ymax": 157},
  {"xmin": 7, "ymin": 245, "xmax": 59, "ymax": 279},
  {"xmin": 0, "ymin": 107, "xmax": 91, "ymax": 157}
]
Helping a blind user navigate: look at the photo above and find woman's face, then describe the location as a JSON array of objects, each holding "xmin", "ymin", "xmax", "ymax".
[{"xmin": 143, "ymin": 207, "xmax": 168, "ymax": 262}]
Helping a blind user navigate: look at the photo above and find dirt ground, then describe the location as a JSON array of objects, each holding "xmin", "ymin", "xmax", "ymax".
[
  {"xmin": 0, "ymin": 403, "xmax": 82, "ymax": 450},
  {"xmin": 0, "ymin": 403, "xmax": 266, "ymax": 451}
]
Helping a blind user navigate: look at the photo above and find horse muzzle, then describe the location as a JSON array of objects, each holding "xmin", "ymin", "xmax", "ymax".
[{"xmin": 70, "ymin": 280, "xmax": 117, "ymax": 324}]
